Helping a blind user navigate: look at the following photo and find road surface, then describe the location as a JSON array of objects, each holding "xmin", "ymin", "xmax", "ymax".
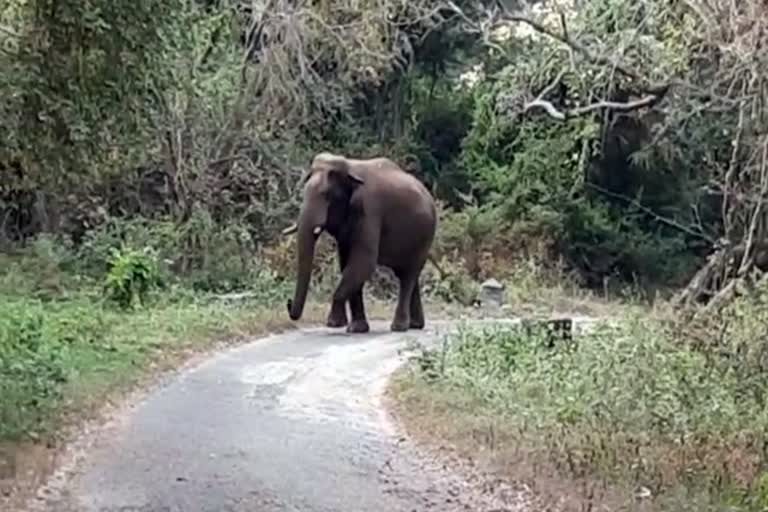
[{"xmin": 26, "ymin": 319, "xmax": 536, "ymax": 512}]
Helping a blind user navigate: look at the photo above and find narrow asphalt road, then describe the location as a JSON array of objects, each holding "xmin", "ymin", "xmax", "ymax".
[{"xmin": 28, "ymin": 319, "xmax": 532, "ymax": 512}]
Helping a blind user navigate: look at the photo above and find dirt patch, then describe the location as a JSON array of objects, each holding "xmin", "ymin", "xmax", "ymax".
[{"xmin": 0, "ymin": 442, "xmax": 57, "ymax": 507}]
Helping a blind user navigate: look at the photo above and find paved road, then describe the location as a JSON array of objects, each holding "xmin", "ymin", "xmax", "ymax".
[{"xmin": 29, "ymin": 320, "xmax": 533, "ymax": 512}]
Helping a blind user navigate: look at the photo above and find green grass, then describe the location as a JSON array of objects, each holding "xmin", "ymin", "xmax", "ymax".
[
  {"xmin": 0, "ymin": 289, "xmax": 301, "ymax": 441},
  {"xmin": 391, "ymin": 291, "xmax": 768, "ymax": 512},
  {"xmin": 0, "ymin": 231, "xmax": 404, "ymax": 445},
  {"xmin": 0, "ymin": 233, "xmax": 311, "ymax": 443},
  {"xmin": 0, "ymin": 236, "xmax": 325, "ymax": 510}
]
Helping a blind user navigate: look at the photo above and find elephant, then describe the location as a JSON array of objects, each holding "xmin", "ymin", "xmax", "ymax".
[{"xmin": 283, "ymin": 151, "xmax": 437, "ymax": 333}]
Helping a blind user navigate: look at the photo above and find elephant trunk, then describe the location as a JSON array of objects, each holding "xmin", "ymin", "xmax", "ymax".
[{"xmin": 287, "ymin": 214, "xmax": 320, "ymax": 321}]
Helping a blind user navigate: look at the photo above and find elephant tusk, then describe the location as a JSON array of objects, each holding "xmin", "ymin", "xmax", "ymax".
[
  {"xmin": 282, "ymin": 223, "xmax": 298, "ymax": 235},
  {"xmin": 313, "ymin": 225, "xmax": 323, "ymax": 236}
]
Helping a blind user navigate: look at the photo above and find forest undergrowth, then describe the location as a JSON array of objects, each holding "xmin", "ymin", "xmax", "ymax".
[{"xmin": 390, "ymin": 282, "xmax": 768, "ymax": 512}]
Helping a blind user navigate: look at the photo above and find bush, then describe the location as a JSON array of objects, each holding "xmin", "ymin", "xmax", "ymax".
[
  {"xmin": 559, "ymin": 197, "xmax": 700, "ymax": 287},
  {"xmin": 61, "ymin": 211, "xmax": 293, "ymax": 294},
  {"xmin": 0, "ymin": 234, "xmax": 86, "ymax": 299},
  {"xmin": 0, "ymin": 300, "xmax": 69, "ymax": 439},
  {"xmin": 104, "ymin": 246, "xmax": 163, "ymax": 309},
  {"xmin": 405, "ymin": 314, "xmax": 768, "ymax": 510},
  {"xmin": 455, "ymin": 55, "xmax": 705, "ymax": 290},
  {"xmin": 684, "ymin": 276, "xmax": 768, "ymax": 404},
  {"xmin": 75, "ymin": 217, "xmax": 179, "ymax": 279}
]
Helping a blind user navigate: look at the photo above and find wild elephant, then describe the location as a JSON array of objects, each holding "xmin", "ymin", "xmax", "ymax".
[{"xmin": 283, "ymin": 152, "xmax": 437, "ymax": 333}]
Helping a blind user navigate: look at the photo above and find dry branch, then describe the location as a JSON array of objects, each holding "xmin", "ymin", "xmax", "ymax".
[
  {"xmin": 524, "ymin": 94, "xmax": 665, "ymax": 120},
  {"xmin": 448, "ymin": 1, "xmax": 671, "ymax": 94},
  {"xmin": 586, "ymin": 183, "xmax": 715, "ymax": 244}
]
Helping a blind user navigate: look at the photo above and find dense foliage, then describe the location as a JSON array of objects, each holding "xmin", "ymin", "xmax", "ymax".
[
  {"xmin": 1, "ymin": 0, "xmax": 764, "ymax": 297},
  {"xmin": 0, "ymin": 0, "xmax": 735, "ymax": 287}
]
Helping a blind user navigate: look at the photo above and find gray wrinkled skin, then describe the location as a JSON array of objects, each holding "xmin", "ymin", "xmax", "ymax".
[{"xmin": 27, "ymin": 320, "xmax": 539, "ymax": 512}]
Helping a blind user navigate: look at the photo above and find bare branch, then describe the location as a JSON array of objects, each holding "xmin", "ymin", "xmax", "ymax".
[
  {"xmin": 723, "ymin": 98, "xmax": 747, "ymax": 239},
  {"xmin": 524, "ymin": 94, "xmax": 665, "ymax": 120},
  {"xmin": 558, "ymin": 11, "xmax": 568, "ymax": 41},
  {"xmin": 427, "ymin": 253, "xmax": 448, "ymax": 282},
  {"xmin": 445, "ymin": 1, "xmax": 672, "ymax": 121},
  {"xmin": 586, "ymin": 183, "xmax": 716, "ymax": 244},
  {"xmin": 536, "ymin": 68, "xmax": 567, "ymax": 103},
  {"xmin": 738, "ymin": 136, "xmax": 768, "ymax": 275},
  {"xmin": 442, "ymin": 1, "xmax": 506, "ymax": 54},
  {"xmin": 524, "ymin": 99, "xmax": 566, "ymax": 120}
]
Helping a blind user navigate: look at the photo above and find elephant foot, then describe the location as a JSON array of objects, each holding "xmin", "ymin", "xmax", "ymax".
[
  {"xmin": 347, "ymin": 320, "xmax": 370, "ymax": 333},
  {"xmin": 390, "ymin": 319, "xmax": 410, "ymax": 332},
  {"xmin": 326, "ymin": 314, "xmax": 348, "ymax": 328},
  {"xmin": 409, "ymin": 319, "xmax": 425, "ymax": 330}
]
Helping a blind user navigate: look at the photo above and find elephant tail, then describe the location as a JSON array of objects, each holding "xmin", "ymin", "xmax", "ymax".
[{"xmin": 427, "ymin": 253, "xmax": 448, "ymax": 281}]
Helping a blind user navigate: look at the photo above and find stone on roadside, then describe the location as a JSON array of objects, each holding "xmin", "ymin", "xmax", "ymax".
[{"xmin": 478, "ymin": 278, "xmax": 505, "ymax": 309}]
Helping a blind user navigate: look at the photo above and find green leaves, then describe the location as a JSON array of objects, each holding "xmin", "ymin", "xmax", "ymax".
[
  {"xmin": 0, "ymin": 301, "xmax": 69, "ymax": 439},
  {"xmin": 104, "ymin": 246, "xmax": 162, "ymax": 310}
]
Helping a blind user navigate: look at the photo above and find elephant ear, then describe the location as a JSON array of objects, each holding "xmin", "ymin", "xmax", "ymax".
[
  {"xmin": 327, "ymin": 162, "xmax": 365, "ymax": 216},
  {"xmin": 328, "ymin": 161, "xmax": 364, "ymax": 188},
  {"xmin": 334, "ymin": 169, "xmax": 364, "ymax": 186}
]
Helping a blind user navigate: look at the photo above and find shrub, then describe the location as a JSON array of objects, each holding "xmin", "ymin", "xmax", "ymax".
[
  {"xmin": 559, "ymin": 197, "xmax": 700, "ymax": 287},
  {"xmin": 405, "ymin": 314, "xmax": 768, "ymax": 509},
  {"xmin": 0, "ymin": 301, "xmax": 69, "ymax": 439},
  {"xmin": 0, "ymin": 234, "xmax": 85, "ymax": 299},
  {"xmin": 456, "ymin": 57, "xmax": 705, "ymax": 289},
  {"xmin": 104, "ymin": 246, "xmax": 162, "ymax": 309},
  {"xmin": 76, "ymin": 217, "xmax": 179, "ymax": 278},
  {"xmin": 73, "ymin": 213, "xmax": 278, "ymax": 293}
]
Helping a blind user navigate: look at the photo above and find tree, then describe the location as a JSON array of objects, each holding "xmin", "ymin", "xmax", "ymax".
[{"xmin": 449, "ymin": 0, "xmax": 768, "ymax": 307}]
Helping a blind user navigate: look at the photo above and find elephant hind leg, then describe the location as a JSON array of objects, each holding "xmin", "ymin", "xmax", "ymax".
[
  {"xmin": 409, "ymin": 279, "xmax": 425, "ymax": 329},
  {"xmin": 392, "ymin": 269, "xmax": 418, "ymax": 332}
]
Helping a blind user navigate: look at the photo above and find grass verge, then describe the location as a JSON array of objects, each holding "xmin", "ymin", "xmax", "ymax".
[
  {"xmin": 0, "ymin": 288, "xmax": 338, "ymax": 507},
  {"xmin": 387, "ymin": 295, "xmax": 768, "ymax": 512}
]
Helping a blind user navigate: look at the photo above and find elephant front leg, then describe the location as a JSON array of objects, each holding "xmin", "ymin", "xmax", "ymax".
[
  {"xmin": 331, "ymin": 251, "xmax": 375, "ymax": 334},
  {"xmin": 326, "ymin": 244, "xmax": 350, "ymax": 328},
  {"xmin": 347, "ymin": 288, "xmax": 369, "ymax": 333},
  {"xmin": 326, "ymin": 301, "xmax": 348, "ymax": 328}
]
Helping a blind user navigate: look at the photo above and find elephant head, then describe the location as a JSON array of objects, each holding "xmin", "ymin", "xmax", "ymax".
[{"xmin": 286, "ymin": 153, "xmax": 364, "ymax": 321}]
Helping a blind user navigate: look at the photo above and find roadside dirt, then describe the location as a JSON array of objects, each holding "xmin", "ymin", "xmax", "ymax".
[{"xmin": 383, "ymin": 344, "xmax": 634, "ymax": 512}]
